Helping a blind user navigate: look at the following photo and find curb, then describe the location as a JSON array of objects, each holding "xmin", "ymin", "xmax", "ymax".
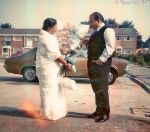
[
  {"xmin": 0, "ymin": 60, "xmax": 4, "ymax": 62},
  {"xmin": 127, "ymin": 72, "xmax": 150, "ymax": 94}
]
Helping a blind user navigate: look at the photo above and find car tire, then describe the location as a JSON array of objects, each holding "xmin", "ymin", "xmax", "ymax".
[
  {"xmin": 108, "ymin": 69, "xmax": 117, "ymax": 85},
  {"xmin": 23, "ymin": 67, "xmax": 37, "ymax": 82}
]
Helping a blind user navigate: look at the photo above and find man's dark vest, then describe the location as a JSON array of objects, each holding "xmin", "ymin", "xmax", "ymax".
[{"xmin": 87, "ymin": 26, "xmax": 112, "ymax": 66}]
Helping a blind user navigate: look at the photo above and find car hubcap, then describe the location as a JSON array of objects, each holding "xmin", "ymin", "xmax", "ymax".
[
  {"xmin": 25, "ymin": 69, "xmax": 35, "ymax": 81},
  {"xmin": 108, "ymin": 72, "xmax": 113, "ymax": 83}
]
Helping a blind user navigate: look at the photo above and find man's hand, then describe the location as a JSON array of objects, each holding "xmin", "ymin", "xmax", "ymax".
[
  {"xmin": 80, "ymin": 36, "xmax": 90, "ymax": 46},
  {"xmin": 92, "ymin": 59, "xmax": 103, "ymax": 65},
  {"xmin": 65, "ymin": 63, "xmax": 72, "ymax": 72}
]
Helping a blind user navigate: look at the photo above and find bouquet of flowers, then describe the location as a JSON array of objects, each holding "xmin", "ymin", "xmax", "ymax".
[{"xmin": 58, "ymin": 53, "xmax": 76, "ymax": 76}]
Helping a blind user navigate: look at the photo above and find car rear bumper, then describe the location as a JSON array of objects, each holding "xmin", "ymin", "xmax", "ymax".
[
  {"xmin": 121, "ymin": 65, "xmax": 130, "ymax": 76},
  {"xmin": 125, "ymin": 64, "xmax": 130, "ymax": 72},
  {"xmin": 3, "ymin": 65, "xmax": 7, "ymax": 68}
]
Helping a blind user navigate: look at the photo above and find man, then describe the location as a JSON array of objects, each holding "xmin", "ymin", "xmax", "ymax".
[{"xmin": 85, "ymin": 12, "xmax": 116, "ymax": 122}]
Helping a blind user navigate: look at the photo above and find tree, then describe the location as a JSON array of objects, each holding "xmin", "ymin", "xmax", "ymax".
[
  {"xmin": 104, "ymin": 19, "xmax": 119, "ymax": 28},
  {"xmin": 0, "ymin": 23, "xmax": 13, "ymax": 29},
  {"xmin": 118, "ymin": 20, "xmax": 134, "ymax": 28},
  {"xmin": 136, "ymin": 32, "xmax": 144, "ymax": 48}
]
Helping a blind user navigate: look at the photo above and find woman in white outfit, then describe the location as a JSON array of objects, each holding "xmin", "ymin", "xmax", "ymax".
[{"xmin": 36, "ymin": 18, "xmax": 72, "ymax": 120}]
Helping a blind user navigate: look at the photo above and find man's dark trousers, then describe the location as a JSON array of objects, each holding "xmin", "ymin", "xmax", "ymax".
[
  {"xmin": 87, "ymin": 26, "xmax": 112, "ymax": 116},
  {"xmin": 88, "ymin": 58, "xmax": 112, "ymax": 116}
]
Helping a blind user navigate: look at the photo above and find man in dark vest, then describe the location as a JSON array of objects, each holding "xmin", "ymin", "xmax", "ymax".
[{"xmin": 84, "ymin": 12, "xmax": 116, "ymax": 122}]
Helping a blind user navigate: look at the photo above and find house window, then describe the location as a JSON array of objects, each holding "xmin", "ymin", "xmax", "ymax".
[
  {"xmin": 25, "ymin": 36, "xmax": 33, "ymax": 47},
  {"xmin": 13, "ymin": 36, "xmax": 22, "ymax": 41},
  {"xmin": 4, "ymin": 37, "xmax": 11, "ymax": 46},
  {"xmin": 123, "ymin": 48, "xmax": 133, "ymax": 54},
  {"xmin": 26, "ymin": 36, "xmax": 33, "ymax": 41},
  {"xmin": 116, "ymin": 35, "xmax": 121, "ymax": 40},
  {"xmin": 124, "ymin": 36, "xmax": 133, "ymax": 41},
  {"xmin": 5, "ymin": 41, "xmax": 11, "ymax": 46},
  {"xmin": 4, "ymin": 36, "xmax": 11, "ymax": 41}
]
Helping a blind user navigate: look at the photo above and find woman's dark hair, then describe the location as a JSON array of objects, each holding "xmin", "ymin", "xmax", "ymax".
[
  {"xmin": 42, "ymin": 18, "xmax": 57, "ymax": 31},
  {"xmin": 90, "ymin": 12, "xmax": 104, "ymax": 22}
]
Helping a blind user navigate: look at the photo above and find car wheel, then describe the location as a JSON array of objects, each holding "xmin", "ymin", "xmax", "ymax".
[
  {"xmin": 23, "ymin": 67, "xmax": 37, "ymax": 82},
  {"xmin": 108, "ymin": 70, "xmax": 117, "ymax": 85}
]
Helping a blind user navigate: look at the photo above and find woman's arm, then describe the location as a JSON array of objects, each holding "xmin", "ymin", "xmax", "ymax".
[{"xmin": 56, "ymin": 56, "xmax": 72, "ymax": 71}]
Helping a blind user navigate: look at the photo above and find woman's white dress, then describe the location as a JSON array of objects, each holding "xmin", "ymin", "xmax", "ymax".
[{"xmin": 36, "ymin": 29, "xmax": 67, "ymax": 120}]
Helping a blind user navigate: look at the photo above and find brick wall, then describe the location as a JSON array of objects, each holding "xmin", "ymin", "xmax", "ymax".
[
  {"xmin": 0, "ymin": 36, "xmax": 38, "ymax": 58},
  {"xmin": 0, "ymin": 36, "xmax": 4, "ymax": 58}
]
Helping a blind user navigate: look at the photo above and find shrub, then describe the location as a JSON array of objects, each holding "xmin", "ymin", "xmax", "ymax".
[
  {"xmin": 119, "ymin": 53, "xmax": 150, "ymax": 66},
  {"xmin": 143, "ymin": 54, "xmax": 150, "ymax": 66}
]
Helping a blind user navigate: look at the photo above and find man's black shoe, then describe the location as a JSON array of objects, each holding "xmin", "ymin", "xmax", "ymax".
[
  {"xmin": 94, "ymin": 114, "xmax": 109, "ymax": 122},
  {"xmin": 87, "ymin": 111, "xmax": 97, "ymax": 118}
]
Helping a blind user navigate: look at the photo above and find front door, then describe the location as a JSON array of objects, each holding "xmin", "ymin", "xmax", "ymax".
[{"xmin": 2, "ymin": 46, "xmax": 11, "ymax": 58}]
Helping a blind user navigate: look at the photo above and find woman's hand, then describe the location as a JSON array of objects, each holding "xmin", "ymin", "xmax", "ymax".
[
  {"xmin": 56, "ymin": 57, "xmax": 72, "ymax": 71},
  {"xmin": 64, "ymin": 63, "xmax": 72, "ymax": 72}
]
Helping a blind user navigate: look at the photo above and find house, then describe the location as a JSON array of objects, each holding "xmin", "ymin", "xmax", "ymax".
[
  {"xmin": 0, "ymin": 29, "xmax": 40, "ymax": 58},
  {"xmin": 114, "ymin": 28, "xmax": 137, "ymax": 54},
  {"xmin": 0, "ymin": 27, "xmax": 138, "ymax": 58}
]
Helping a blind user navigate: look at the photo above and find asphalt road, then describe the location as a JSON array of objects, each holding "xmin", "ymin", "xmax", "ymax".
[{"xmin": 0, "ymin": 62, "xmax": 150, "ymax": 132}]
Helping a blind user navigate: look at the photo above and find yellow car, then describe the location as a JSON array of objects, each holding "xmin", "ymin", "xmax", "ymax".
[{"xmin": 4, "ymin": 48, "xmax": 128, "ymax": 85}]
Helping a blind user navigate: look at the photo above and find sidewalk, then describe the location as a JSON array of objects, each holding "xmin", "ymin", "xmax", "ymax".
[{"xmin": 127, "ymin": 63, "xmax": 150, "ymax": 93}]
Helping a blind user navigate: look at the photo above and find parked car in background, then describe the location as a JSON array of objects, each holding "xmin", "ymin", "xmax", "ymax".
[{"xmin": 4, "ymin": 48, "xmax": 128, "ymax": 85}]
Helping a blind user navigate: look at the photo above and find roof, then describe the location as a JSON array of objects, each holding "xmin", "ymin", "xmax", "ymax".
[
  {"xmin": 113, "ymin": 28, "xmax": 137, "ymax": 36},
  {"xmin": 0, "ymin": 28, "xmax": 137, "ymax": 36},
  {"xmin": 0, "ymin": 29, "xmax": 40, "ymax": 36}
]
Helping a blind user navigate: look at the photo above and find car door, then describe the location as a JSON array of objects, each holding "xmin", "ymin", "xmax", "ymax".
[{"xmin": 66, "ymin": 56, "xmax": 89, "ymax": 78}]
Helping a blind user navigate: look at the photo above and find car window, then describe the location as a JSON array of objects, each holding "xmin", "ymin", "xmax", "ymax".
[
  {"xmin": 23, "ymin": 47, "xmax": 37, "ymax": 57},
  {"xmin": 70, "ymin": 49, "xmax": 87, "ymax": 58}
]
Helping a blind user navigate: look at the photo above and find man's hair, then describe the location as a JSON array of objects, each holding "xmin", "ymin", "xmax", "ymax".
[{"xmin": 90, "ymin": 12, "xmax": 104, "ymax": 22}]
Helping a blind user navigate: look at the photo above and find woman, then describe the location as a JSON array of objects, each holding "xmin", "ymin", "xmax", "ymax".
[{"xmin": 36, "ymin": 18, "xmax": 72, "ymax": 120}]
